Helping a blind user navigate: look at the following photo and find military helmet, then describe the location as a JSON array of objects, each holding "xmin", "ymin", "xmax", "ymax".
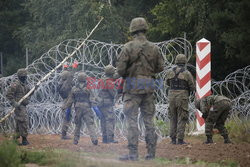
[
  {"xmin": 129, "ymin": 17, "xmax": 148, "ymax": 33},
  {"xmin": 104, "ymin": 65, "xmax": 116, "ymax": 76},
  {"xmin": 77, "ymin": 72, "xmax": 87, "ymax": 82},
  {"xmin": 175, "ymin": 54, "xmax": 187, "ymax": 64},
  {"xmin": 17, "ymin": 68, "xmax": 27, "ymax": 77},
  {"xmin": 195, "ymin": 99, "xmax": 201, "ymax": 110},
  {"xmin": 60, "ymin": 71, "xmax": 71, "ymax": 80}
]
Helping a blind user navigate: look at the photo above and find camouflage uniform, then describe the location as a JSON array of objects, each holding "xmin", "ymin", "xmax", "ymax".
[
  {"xmin": 58, "ymin": 71, "xmax": 74, "ymax": 139},
  {"xmin": 98, "ymin": 65, "xmax": 118, "ymax": 143},
  {"xmin": 166, "ymin": 54, "xmax": 195, "ymax": 144},
  {"xmin": 195, "ymin": 95, "xmax": 232, "ymax": 143},
  {"xmin": 62, "ymin": 72, "xmax": 98, "ymax": 145},
  {"xmin": 6, "ymin": 68, "xmax": 30, "ymax": 145},
  {"xmin": 117, "ymin": 17, "xmax": 164, "ymax": 160}
]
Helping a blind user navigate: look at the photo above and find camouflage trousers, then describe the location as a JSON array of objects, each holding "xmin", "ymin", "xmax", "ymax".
[
  {"xmin": 14, "ymin": 106, "xmax": 29, "ymax": 138},
  {"xmin": 74, "ymin": 107, "xmax": 97, "ymax": 142},
  {"xmin": 99, "ymin": 104, "xmax": 115, "ymax": 141},
  {"xmin": 61, "ymin": 108, "xmax": 72, "ymax": 137},
  {"xmin": 168, "ymin": 98, "xmax": 189, "ymax": 140},
  {"xmin": 123, "ymin": 93, "xmax": 157, "ymax": 156},
  {"xmin": 205, "ymin": 100, "xmax": 231, "ymax": 136}
]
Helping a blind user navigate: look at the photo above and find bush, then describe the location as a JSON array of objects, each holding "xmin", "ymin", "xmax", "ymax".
[
  {"xmin": 226, "ymin": 120, "xmax": 250, "ymax": 143},
  {"xmin": 0, "ymin": 140, "xmax": 21, "ymax": 167}
]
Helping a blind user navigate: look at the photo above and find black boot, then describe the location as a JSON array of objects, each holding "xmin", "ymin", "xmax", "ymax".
[
  {"xmin": 92, "ymin": 139, "xmax": 98, "ymax": 146},
  {"xmin": 108, "ymin": 135, "xmax": 118, "ymax": 144},
  {"xmin": 61, "ymin": 130, "xmax": 71, "ymax": 140},
  {"xmin": 177, "ymin": 139, "xmax": 188, "ymax": 145},
  {"xmin": 204, "ymin": 135, "xmax": 213, "ymax": 144},
  {"xmin": 21, "ymin": 137, "xmax": 29, "ymax": 146},
  {"xmin": 170, "ymin": 137, "xmax": 176, "ymax": 144},
  {"xmin": 73, "ymin": 140, "xmax": 78, "ymax": 145},
  {"xmin": 223, "ymin": 134, "xmax": 232, "ymax": 144},
  {"xmin": 119, "ymin": 149, "xmax": 138, "ymax": 161},
  {"xmin": 145, "ymin": 147, "xmax": 156, "ymax": 160},
  {"xmin": 119, "ymin": 154, "xmax": 138, "ymax": 161}
]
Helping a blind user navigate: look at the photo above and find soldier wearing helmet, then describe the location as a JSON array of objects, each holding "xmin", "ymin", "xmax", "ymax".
[
  {"xmin": 58, "ymin": 70, "xmax": 74, "ymax": 140},
  {"xmin": 98, "ymin": 65, "xmax": 118, "ymax": 144},
  {"xmin": 195, "ymin": 95, "xmax": 232, "ymax": 144},
  {"xmin": 166, "ymin": 54, "xmax": 195, "ymax": 145},
  {"xmin": 62, "ymin": 72, "xmax": 98, "ymax": 145},
  {"xmin": 117, "ymin": 17, "xmax": 164, "ymax": 161},
  {"xmin": 6, "ymin": 68, "xmax": 31, "ymax": 145}
]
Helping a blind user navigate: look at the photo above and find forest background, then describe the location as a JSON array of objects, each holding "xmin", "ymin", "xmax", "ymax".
[{"xmin": 0, "ymin": 0, "xmax": 249, "ymax": 80}]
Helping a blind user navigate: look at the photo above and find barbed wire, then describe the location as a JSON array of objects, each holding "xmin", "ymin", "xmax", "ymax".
[{"xmin": 0, "ymin": 38, "xmax": 249, "ymax": 139}]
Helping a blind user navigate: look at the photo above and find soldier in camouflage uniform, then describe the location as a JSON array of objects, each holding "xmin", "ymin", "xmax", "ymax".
[
  {"xmin": 58, "ymin": 70, "xmax": 74, "ymax": 140},
  {"xmin": 62, "ymin": 72, "xmax": 98, "ymax": 145},
  {"xmin": 6, "ymin": 68, "xmax": 30, "ymax": 145},
  {"xmin": 117, "ymin": 17, "xmax": 164, "ymax": 160},
  {"xmin": 98, "ymin": 65, "xmax": 118, "ymax": 144},
  {"xmin": 195, "ymin": 95, "xmax": 232, "ymax": 144},
  {"xmin": 166, "ymin": 54, "xmax": 195, "ymax": 145}
]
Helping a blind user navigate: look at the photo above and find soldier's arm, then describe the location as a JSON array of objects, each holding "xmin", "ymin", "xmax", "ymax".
[
  {"xmin": 187, "ymin": 71, "xmax": 195, "ymax": 92},
  {"xmin": 116, "ymin": 47, "xmax": 129, "ymax": 77},
  {"xmin": 155, "ymin": 47, "xmax": 164, "ymax": 73},
  {"xmin": 200, "ymin": 98, "xmax": 209, "ymax": 114},
  {"xmin": 6, "ymin": 82, "xmax": 18, "ymax": 107},
  {"xmin": 62, "ymin": 90, "xmax": 74, "ymax": 110},
  {"xmin": 88, "ymin": 89, "xmax": 98, "ymax": 107}
]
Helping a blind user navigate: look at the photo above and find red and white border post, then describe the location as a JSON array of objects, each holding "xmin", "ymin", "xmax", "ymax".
[{"xmin": 195, "ymin": 38, "xmax": 212, "ymax": 134}]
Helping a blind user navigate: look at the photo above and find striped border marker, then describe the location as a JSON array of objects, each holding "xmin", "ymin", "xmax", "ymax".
[{"xmin": 195, "ymin": 38, "xmax": 212, "ymax": 133}]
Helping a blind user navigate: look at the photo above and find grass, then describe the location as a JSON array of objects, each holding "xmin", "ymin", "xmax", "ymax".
[
  {"xmin": 0, "ymin": 136, "xmax": 242, "ymax": 167},
  {"xmin": 225, "ymin": 120, "xmax": 250, "ymax": 143}
]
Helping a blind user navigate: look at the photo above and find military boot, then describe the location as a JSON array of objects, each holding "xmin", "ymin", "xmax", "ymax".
[
  {"xmin": 170, "ymin": 137, "xmax": 176, "ymax": 144},
  {"xmin": 92, "ymin": 139, "xmax": 98, "ymax": 146},
  {"xmin": 61, "ymin": 130, "xmax": 71, "ymax": 140},
  {"xmin": 222, "ymin": 134, "xmax": 232, "ymax": 144},
  {"xmin": 119, "ymin": 149, "xmax": 138, "ymax": 161},
  {"xmin": 108, "ymin": 134, "xmax": 118, "ymax": 144},
  {"xmin": 145, "ymin": 147, "xmax": 156, "ymax": 160},
  {"xmin": 21, "ymin": 137, "xmax": 29, "ymax": 146},
  {"xmin": 73, "ymin": 139, "xmax": 78, "ymax": 145},
  {"xmin": 177, "ymin": 139, "xmax": 188, "ymax": 145},
  {"xmin": 204, "ymin": 135, "xmax": 213, "ymax": 144}
]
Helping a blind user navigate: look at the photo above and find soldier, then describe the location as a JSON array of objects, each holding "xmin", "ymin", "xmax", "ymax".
[
  {"xmin": 58, "ymin": 70, "xmax": 74, "ymax": 140},
  {"xmin": 6, "ymin": 68, "xmax": 30, "ymax": 145},
  {"xmin": 117, "ymin": 17, "xmax": 164, "ymax": 160},
  {"xmin": 166, "ymin": 54, "xmax": 195, "ymax": 145},
  {"xmin": 62, "ymin": 72, "xmax": 98, "ymax": 145},
  {"xmin": 98, "ymin": 65, "xmax": 118, "ymax": 144},
  {"xmin": 195, "ymin": 95, "xmax": 232, "ymax": 144}
]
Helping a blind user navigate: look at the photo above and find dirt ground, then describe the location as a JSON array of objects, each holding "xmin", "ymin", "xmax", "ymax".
[{"xmin": 1, "ymin": 134, "xmax": 250, "ymax": 166}]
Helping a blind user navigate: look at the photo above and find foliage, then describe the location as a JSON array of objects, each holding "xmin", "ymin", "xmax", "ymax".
[
  {"xmin": 0, "ymin": 140, "xmax": 21, "ymax": 167},
  {"xmin": 225, "ymin": 120, "xmax": 250, "ymax": 143},
  {"xmin": 0, "ymin": 0, "xmax": 249, "ymax": 80}
]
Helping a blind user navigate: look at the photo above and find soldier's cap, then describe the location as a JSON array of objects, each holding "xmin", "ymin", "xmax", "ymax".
[{"xmin": 17, "ymin": 68, "xmax": 27, "ymax": 77}]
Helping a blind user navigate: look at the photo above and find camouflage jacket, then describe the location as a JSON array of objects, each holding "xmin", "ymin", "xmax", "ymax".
[
  {"xmin": 98, "ymin": 77, "xmax": 116, "ymax": 105},
  {"xmin": 200, "ymin": 95, "xmax": 231, "ymax": 114},
  {"xmin": 166, "ymin": 66, "xmax": 195, "ymax": 99},
  {"xmin": 6, "ymin": 79, "xmax": 30, "ymax": 106},
  {"xmin": 63, "ymin": 83, "xmax": 96, "ymax": 109},
  {"xmin": 116, "ymin": 34, "xmax": 164, "ymax": 94},
  {"xmin": 58, "ymin": 78, "xmax": 74, "ymax": 99}
]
